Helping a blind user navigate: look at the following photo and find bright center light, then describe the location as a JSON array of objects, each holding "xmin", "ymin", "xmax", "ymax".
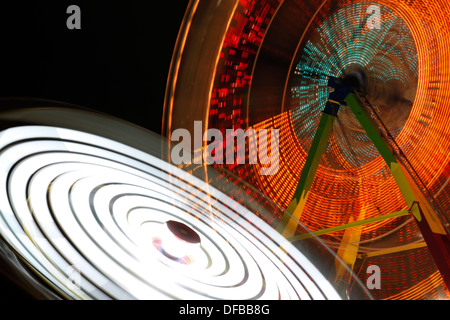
[{"xmin": 157, "ymin": 220, "xmax": 201, "ymax": 263}]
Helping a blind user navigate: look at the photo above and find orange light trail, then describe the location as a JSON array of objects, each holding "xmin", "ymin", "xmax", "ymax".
[{"xmin": 204, "ymin": 0, "xmax": 450, "ymax": 299}]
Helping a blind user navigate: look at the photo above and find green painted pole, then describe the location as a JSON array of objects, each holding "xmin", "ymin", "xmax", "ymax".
[
  {"xmin": 289, "ymin": 209, "xmax": 410, "ymax": 241},
  {"xmin": 276, "ymin": 109, "xmax": 338, "ymax": 238},
  {"xmin": 345, "ymin": 92, "xmax": 450, "ymax": 289},
  {"xmin": 344, "ymin": 93, "xmax": 446, "ymax": 231}
]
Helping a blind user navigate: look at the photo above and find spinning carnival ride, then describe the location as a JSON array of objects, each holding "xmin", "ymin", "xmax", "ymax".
[
  {"xmin": 0, "ymin": 0, "xmax": 449, "ymax": 300},
  {"xmin": 164, "ymin": 0, "xmax": 450, "ymax": 300}
]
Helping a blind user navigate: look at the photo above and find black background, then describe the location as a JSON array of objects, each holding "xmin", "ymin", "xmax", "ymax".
[
  {"xmin": 0, "ymin": 0, "xmax": 189, "ymax": 299},
  {"xmin": 0, "ymin": 1, "xmax": 189, "ymax": 135}
]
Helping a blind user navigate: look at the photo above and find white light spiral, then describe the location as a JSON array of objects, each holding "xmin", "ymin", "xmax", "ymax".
[{"xmin": 0, "ymin": 125, "xmax": 340, "ymax": 300}]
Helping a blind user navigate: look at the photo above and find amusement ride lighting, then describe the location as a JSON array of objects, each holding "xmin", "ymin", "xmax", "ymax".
[
  {"xmin": 0, "ymin": 118, "xmax": 344, "ymax": 300},
  {"xmin": 165, "ymin": 0, "xmax": 450, "ymax": 299}
]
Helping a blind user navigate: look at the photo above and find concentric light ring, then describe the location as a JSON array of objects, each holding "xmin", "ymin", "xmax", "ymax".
[{"xmin": 0, "ymin": 125, "xmax": 340, "ymax": 300}]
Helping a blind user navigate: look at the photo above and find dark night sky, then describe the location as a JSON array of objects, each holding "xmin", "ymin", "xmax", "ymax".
[
  {"xmin": 0, "ymin": 0, "xmax": 190, "ymax": 299},
  {"xmin": 0, "ymin": 1, "xmax": 190, "ymax": 135}
]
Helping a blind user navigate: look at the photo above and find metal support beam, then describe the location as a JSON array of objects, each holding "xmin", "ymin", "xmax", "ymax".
[
  {"xmin": 344, "ymin": 92, "xmax": 450, "ymax": 289},
  {"xmin": 361, "ymin": 241, "xmax": 427, "ymax": 259},
  {"xmin": 289, "ymin": 209, "xmax": 410, "ymax": 241},
  {"xmin": 276, "ymin": 106, "xmax": 339, "ymax": 238},
  {"xmin": 333, "ymin": 209, "xmax": 366, "ymax": 295},
  {"xmin": 277, "ymin": 77, "xmax": 357, "ymax": 237},
  {"xmin": 345, "ymin": 93, "xmax": 438, "ymax": 228},
  {"xmin": 276, "ymin": 77, "xmax": 353, "ymax": 238},
  {"xmin": 278, "ymin": 74, "xmax": 450, "ymax": 289}
]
